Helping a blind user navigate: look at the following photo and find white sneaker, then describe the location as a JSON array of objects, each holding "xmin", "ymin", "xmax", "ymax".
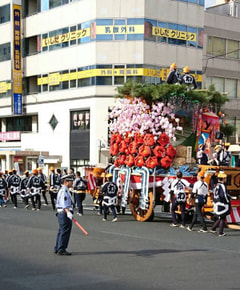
[
  {"xmin": 170, "ymin": 223, "xmax": 178, "ymax": 227},
  {"xmin": 210, "ymin": 230, "xmax": 217, "ymax": 234},
  {"xmin": 112, "ymin": 218, "xmax": 118, "ymax": 222},
  {"xmin": 180, "ymin": 225, "xmax": 186, "ymax": 229},
  {"xmin": 77, "ymin": 213, "xmax": 82, "ymax": 216},
  {"xmin": 187, "ymin": 226, "xmax": 192, "ymax": 232},
  {"xmin": 219, "ymin": 232, "xmax": 227, "ymax": 237},
  {"xmin": 102, "ymin": 218, "xmax": 107, "ymax": 222},
  {"xmin": 198, "ymin": 229, "xmax": 208, "ymax": 233}
]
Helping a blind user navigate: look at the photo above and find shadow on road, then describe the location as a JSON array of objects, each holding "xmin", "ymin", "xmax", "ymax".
[{"xmin": 72, "ymin": 248, "xmax": 208, "ymax": 257}]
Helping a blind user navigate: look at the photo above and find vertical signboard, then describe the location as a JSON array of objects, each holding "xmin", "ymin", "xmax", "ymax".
[{"xmin": 12, "ymin": 3, "xmax": 22, "ymax": 115}]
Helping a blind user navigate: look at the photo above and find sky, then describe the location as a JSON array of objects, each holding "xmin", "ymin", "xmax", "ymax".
[{"xmin": 205, "ymin": 0, "xmax": 217, "ymax": 8}]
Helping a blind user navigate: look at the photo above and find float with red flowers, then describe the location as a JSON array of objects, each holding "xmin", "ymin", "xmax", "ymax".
[{"xmin": 106, "ymin": 82, "xmax": 240, "ymax": 224}]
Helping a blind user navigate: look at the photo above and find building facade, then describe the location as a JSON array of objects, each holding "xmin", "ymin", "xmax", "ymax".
[
  {"xmin": 205, "ymin": 0, "xmax": 240, "ymax": 146},
  {"xmin": 0, "ymin": 0, "xmax": 212, "ymax": 175}
]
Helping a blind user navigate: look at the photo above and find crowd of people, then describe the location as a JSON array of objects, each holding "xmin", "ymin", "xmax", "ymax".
[
  {"xmin": 0, "ymin": 167, "xmax": 88, "ymax": 213},
  {"xmin": 0, "ymin": 165, "xmax": 231, "ymax": 240},
  {"xmin": 169, "ymin": 169, "xmax": 231, "ymax": 237}
]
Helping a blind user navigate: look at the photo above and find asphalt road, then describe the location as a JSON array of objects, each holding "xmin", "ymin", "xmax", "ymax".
[{"xmin": 0, "ymin": 195, "xmax": 240, "ymax": 290}]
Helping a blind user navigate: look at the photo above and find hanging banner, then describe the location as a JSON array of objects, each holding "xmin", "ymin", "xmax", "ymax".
[{"xmin": 12, "ymin": 4, "xmax": 22, "ymax": 115}]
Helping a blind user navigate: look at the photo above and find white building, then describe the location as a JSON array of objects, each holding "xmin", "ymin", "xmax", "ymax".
[{"xmin": 0, "ymin": 0, "xmax": 219, "ymax": 175}]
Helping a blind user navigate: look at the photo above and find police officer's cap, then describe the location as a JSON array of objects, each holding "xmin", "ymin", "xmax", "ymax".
[{"xmin": 61, "ymin": 174, "xmax": 74, "ymax": 181}]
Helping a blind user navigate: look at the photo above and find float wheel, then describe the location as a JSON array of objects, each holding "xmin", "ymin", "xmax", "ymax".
[{"xmin": 129, "ymin": 189, "xmax": 154, "ymax": 222}]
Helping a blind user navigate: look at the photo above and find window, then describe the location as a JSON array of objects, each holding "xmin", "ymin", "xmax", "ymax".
[
  {"xmin": 205, "ymin": 76, "xmax": 239, "ymax": 98},
  {"xmin": 114, "ymin": 65, "xmax": 124, "ymax": 85},
  {"xmin": 0, "ymin": 4, "xmax": 10, "ymax": 24},
  {"xmin": 96, "ymin": 65, "xmax": 112, "ymax": 85},
  {"xmin": 49, "ymin": 27, "xmax": 69, "ymax": 51},
  {"xmin": 157, "ymin": 21, "xmax": 167, "ymax": 43},
  {"xmin": 70, "ymin": 26, "xmax": 77, "ymax": 46},
  {"xmin": 127, "ymin": 18, "xmax": 144, "ymax": 41},
  {"xmin": 0, "ymin": 43, "xmax": 11, "ymax": 62},
  {"xmin": 70, "ymin": 69, "xmax": 77, "ymax": 88},
  {"xmin": 225, "ymin": 78, "xmax": 237, "ymax": 97},
  {"xmin": 96, "ymin": 19, "xmax": 113, "ymax": 41},
  {"xmin": 188, "ymin": 27, "xmax": 197, "ymax": 47},
  {"xmin": 49, "ymin": 0, "xmax": 68, "ymax": 9},
  {"xmin": 227, "ymin": 39, "xmax": 239, "ymax": 59},
  {"xmin": 23, "ymin": 36, "xmax": 38, "ymax": 57},
  {"xmin": 207, "ymin": 37, "xmax": 226, "ymax": 56},
  {"xmin": 71, "ymin": 110, "xmax": 90, "ymax": 131},
  {"xmin": 6, "ymin": 116, "xmax": 34, "ymax": 132},
  {"xmin": 212, "ymin": 77, "xmax": 224, "ymax": 93},
  {"xmin": 144, "ymin": 19, "xmax": 156, "ymax": 42}
]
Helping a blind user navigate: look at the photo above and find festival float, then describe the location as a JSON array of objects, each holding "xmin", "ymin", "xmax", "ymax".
[{"xmin": 96, "ymin": 82, "xmax": 240, "ymax": 226}]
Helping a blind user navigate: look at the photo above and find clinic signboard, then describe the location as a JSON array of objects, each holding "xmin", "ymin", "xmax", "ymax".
[{"xmin": 12, "ymin": 3, "xmax": 22, "ymax": 115}]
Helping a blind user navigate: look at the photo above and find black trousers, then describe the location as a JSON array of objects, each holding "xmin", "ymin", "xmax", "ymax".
[
  {"xmin": 42, "ymin": 190, "xmax": 48, "ymax": 204},
  {"xmin": 75, "ymin": 193, "xmax": 86, "ymax": 214},
  {"xmin": 189, "ymin": 202, "xmax": 207, "ymax": 230},
  {"xmin": 50, "ymin": 191, "xmax": 57, "ymax": 210},
  {"xmin": 31, "ymin": 194, "xmax": 41, "ymax": 210},
  {"xmin": 11, "ymin": 194, "xmax": 18, "ymax": 207}
]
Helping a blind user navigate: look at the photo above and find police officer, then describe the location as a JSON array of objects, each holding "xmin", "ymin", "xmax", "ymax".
[
  {"xmin": 54, "ymin": 174, "xmax": 74, "ymax": 256},
  {"xmin": 187, "ymin": 171, "xmax": 208, "ymax": 232},
  {"xmin": 20, "ymin": 170, "xmax": 31, "ymax": 209},
  {"xmin": 166, "ymin": 62, "xmax": 181, "ymax": 84},
  {"xmin": 0, "ymin": 172, "xmax": 8, "ymax": 207},
  {"xmin": 38, "ymin": 167, "xmax": 48, "ymax": 206},
  {"xmin": 7, "ymin": 169, "xmax": 21, "ymax": 209},
  {"xmin": 73, "ymin": 171, "xmax": 87, "ymax": 216},
  {"xmin": 180, "ymin": 66, "xmax": 197, "ymax": 90},
  {"xmin": 210, "ymin": 172, "xmax": 231, "ymax": 236},
  {"xmin": 170, "ymin": 171, "xmax": 192, "ymax": 228},
  {"xmin": 101, "ymin": 173, "xmax": 118, "ymax": 222},
  {"xmin": 27, "ymin": 169, "xmax": 45, "ymax": 211}
]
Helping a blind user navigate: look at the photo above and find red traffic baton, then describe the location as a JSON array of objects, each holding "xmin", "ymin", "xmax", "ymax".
[{"xmin": 72, "ymin": 218, "xmax": 89, "ymax": 236}]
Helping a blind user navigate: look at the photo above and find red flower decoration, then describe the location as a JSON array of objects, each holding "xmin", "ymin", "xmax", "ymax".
[
  {"xmin": 145, "ymin": 156, "xmax": 159, "ymax": 169},
  {"xmin": 117, "ymin": 154, "xmax": 126, "ymax": 165},
  {"xmin": 138, "ymin": 145, "xmax": 151, "ymax": 157},
  {"xmin": 110, "ymin": 133, "xmax": 122, "ymax": 145},
  {"xmin": 123, "ymin": 133, "xmax": 132, "ymax": 143},
  {"xmin": 119, "ymin": 140, "xmax": 128, "ymax": 153},
  {"xmin": 134, "ymin": 133, "xmax": 144, "ymax": 144},
  {"xmin": 160, "ymin": 156, "xmax": 172, "ymax": 169},
  {"xmin": 129, "ymin": 141, "xmax": 139, "ymax": 154},
  {"xmin": 166, "ymin": 145, "xmax": 176, "ymax": 159},
  {"xmin": 114, "ymin": 159, "xmax": 120, "ymax": 167},
  {"xmin": 125, "ymin": 154, "xmax": 135, "ymax": 167},
  {"xmin": 110, "ymin": 143, "xmax": 118, "ymax": 156},
  {"xmin": 135, "ymin": 155, "xmax": 145, "ymax": 167},
  {"xmin": 144, "ymin": 134, "xmax": 155, "ymax": 146},
  {"xmin": 153, "ymin": 145, "xmax": 165, "ymax": 158},
  {"xmin": 157, "ymin": 133, "xmax": 169, "ymax": 147}
]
